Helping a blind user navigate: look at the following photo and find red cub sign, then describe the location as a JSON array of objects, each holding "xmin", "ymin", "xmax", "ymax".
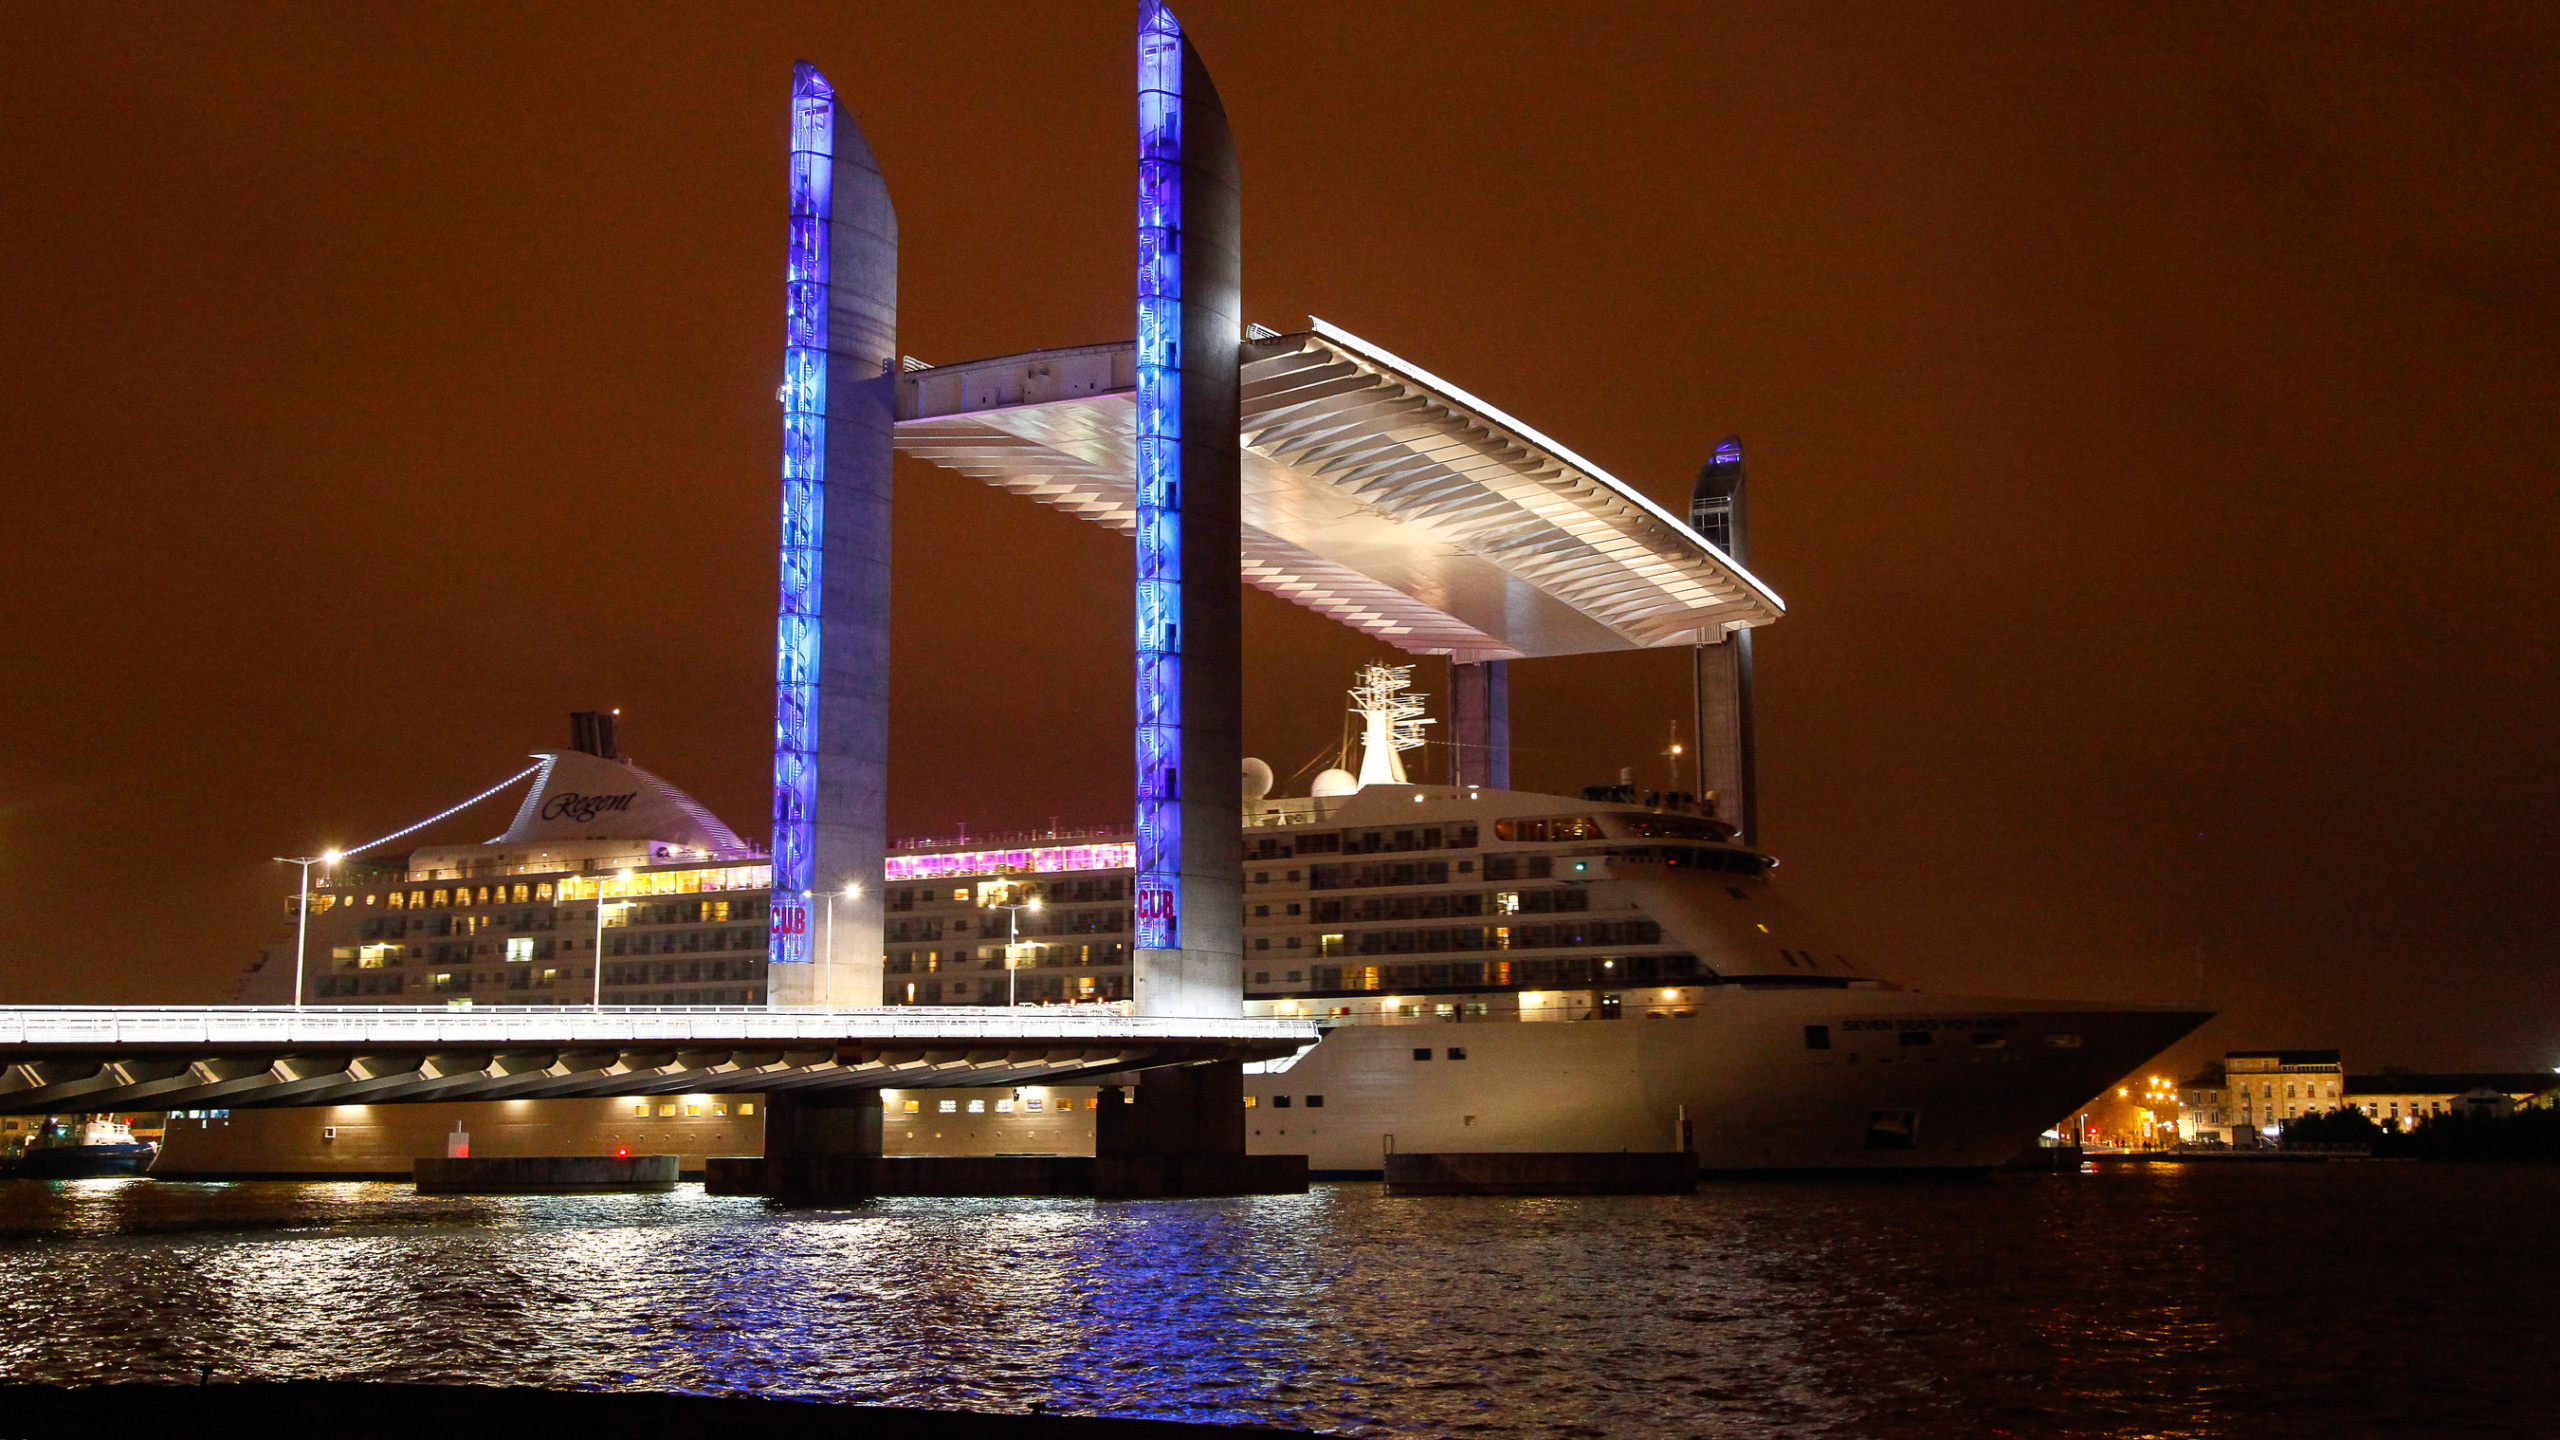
[{"xmin": 771, "ymin": 900, "xmax": 810, "ymax": 938}]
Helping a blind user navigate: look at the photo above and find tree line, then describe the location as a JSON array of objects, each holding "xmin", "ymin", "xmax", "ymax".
[{"xmin": 2281, "ymin": 1103, "xmax": 2560, "ymax": 1160}]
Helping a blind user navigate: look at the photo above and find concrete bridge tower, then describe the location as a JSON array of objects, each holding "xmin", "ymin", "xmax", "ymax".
[
  {"xmin": 769, "ymin": 62, "xmax": 896, "ymax": 1006},
  {"xmin": 1132, "ymin": 0, "xmax": 1245, "ymax": 1018}
]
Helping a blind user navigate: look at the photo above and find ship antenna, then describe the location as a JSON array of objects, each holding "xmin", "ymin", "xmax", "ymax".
[{"xmin": 1351, "ymin": 663, "xmax": 1435, "ymax": 787}]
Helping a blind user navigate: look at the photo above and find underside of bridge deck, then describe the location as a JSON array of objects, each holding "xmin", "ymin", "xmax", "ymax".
[{"xmin": 0, "ymin": 1038, "xmax": 1293, "ymax": 1114}]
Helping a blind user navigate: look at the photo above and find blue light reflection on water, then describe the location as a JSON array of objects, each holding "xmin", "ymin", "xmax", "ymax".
[{"xmin": 0, "ymin": 1170, "xmax": 2557, "ymax": 1437}]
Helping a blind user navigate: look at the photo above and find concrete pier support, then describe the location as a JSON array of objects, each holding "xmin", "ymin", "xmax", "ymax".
[
  {"xmin": 1449, "ymin": 659, "xmax": 1511, "ymax": 789},
  {"xmin": 764, "ymin": 1087, "xmax": 885, "ymax": 1162},
  {"xmin": 709, "ymin": 1088, "xmax": 884, "ymax": 1197},
  {"xmin": 1096, "ymin": 1062, "xmax": 1305, "ymax": 1198}
]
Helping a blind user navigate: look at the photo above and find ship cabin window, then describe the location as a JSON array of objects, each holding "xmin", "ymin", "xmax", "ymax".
[
  {"xmin": 1272, "ymin": 1096, "xmax": 1292, "ymax": 1108},
  {"xmin": 1447, "ymin": 1047, "xmax": 1467, "ymax": 1060},
  {"xmin": 1305, "ymin": 1095, "xmax": 1324, "ymax": 1107},
  {"xmin": 1412, "ymin": 1048, "xmax": 1433, "ymax": 1061},
  {"xmin": 1608, "ymin": 844, "xmax": 1768, "ymax": 877},
  {"xmin": 938, "ymin": 1100, "xmax": 958, "ymax": 1113},
  {"xmin": 902, "ymin": 1100, "xmax": 920, "ymax": 1113},
  {"xmin": 1494, "ymin": 816, "xmax": 1604, "ymax": 843},
  {"xmin": 1619, "ymin": 814, "xmax": 1736, "ymax": 843},
  {"xmin": 1804, "ymin": 1026, "xmax": 1832, "ymax": 1050}
]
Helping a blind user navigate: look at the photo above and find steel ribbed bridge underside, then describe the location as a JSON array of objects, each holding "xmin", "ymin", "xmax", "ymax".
[{"xmin": 0, "ymin": 1007, "xmax": 1315, "ymax": 1113}]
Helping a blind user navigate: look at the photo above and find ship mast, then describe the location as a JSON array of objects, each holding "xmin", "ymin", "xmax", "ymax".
[{"xmin": 1350, "ymin": 663, "xmax": 1434, "ymax": 787}]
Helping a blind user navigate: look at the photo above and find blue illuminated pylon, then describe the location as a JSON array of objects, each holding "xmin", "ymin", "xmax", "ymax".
[
  {"xmin": 1134, "ymin": 2, "xmax": 1185, "ymax": 953},
  {"xmin": 1130, "ymin": 1, "xmax": 1244, "ymax": 1015},
  {"xmin": 771, "ymin": 62, "xmax": 833, "ymax": 968},
  {"xmin": 766, "ymin": 62, "xmax": 898, "ymax": 1004}
]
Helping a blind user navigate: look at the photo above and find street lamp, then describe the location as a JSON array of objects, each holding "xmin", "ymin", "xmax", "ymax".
[
  {"xmin": 592, "ymin": 868, "xmax": 634, "ymax": 1007},
  {"xmin": 273, "ymin": 850, "xmax": 341, "ymax": 1008},
  {"xmin": 989, "ymin": 891, "xmax": 1044, "ymax": 1007},
  {"xmin": 825, "ymin": 881, "xmax": 861, "ymax": 1008}
]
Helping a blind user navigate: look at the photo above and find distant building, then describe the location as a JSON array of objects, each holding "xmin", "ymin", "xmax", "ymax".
[
  {"xmin": 2173, "ymin": 1051, "xmax": 2560, "ymax": 1143},
  {"xmin": 2181, "ymin": 1051, "xmax": 2345, "ymax": 1143},
  {"xmin": 2175, "ymin": 1061, "xmax": 2228, "ymax": 1143},
  {"xmin": 2345, "ymin": 1073, "xmax": 2560, "ymax": 1129}
]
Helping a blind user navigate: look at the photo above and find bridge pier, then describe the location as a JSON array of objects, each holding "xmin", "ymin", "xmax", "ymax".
[
  {"xmin": 707, "ymin": 1089, "xmax": 882, "ymax": 1197},
  {"xmin": 764, "ymin": 1088, "xmax": 885, "ymax": 1162},
  {"xmin": 1095, "ymin": 1061, "xmax": 1306, "ymax": 1199}
]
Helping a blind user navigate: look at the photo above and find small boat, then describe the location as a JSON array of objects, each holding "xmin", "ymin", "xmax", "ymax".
[{"xmin": 10, "ymin": 1116, "xmax": 157, "ymax": 1179}]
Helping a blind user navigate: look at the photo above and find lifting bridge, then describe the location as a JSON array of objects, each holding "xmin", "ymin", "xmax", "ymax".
[{"xmin": 0, "ymin": 1007, "xmax": 1313, "ymax": 1115}]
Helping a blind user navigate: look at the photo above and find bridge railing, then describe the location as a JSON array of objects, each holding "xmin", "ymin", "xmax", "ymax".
[{"xmin": 0, "ymin": 1006, "xmax": 1315, "ymax": 1048}]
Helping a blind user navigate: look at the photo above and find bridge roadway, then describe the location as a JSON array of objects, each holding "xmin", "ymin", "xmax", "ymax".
[{"xmin": 0, "ymin": 1006, "xmax": 1318, "ymax": 1114}]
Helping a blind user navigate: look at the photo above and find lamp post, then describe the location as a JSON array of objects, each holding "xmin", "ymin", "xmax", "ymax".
[
  {"xmin": 989, "ymin": 892, "xmax": 1044, "ymax": 1007},
  {"xmin": 592, "ymin": 869, "xmax": 633, "ymax": 1007},
  {"xmin": 825, "ymin": 881, "xmax": 860, "ymax": 1008},
  {"xmin": 273, "ymin": 850, "xmax": 340, "ymax": 1008}
]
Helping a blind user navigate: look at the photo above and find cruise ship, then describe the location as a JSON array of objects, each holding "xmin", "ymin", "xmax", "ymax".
[
  {"xmin": 885, "ymin": 667, "xmax": 2206, "ymax": 1175},
  {"xmin": 164, "ymin": 690, "xmax": 2205, "ymax": 1179}
]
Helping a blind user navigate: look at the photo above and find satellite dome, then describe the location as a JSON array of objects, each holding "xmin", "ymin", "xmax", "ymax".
[
  {"xmin": 1241, "ymin": 756, "xmax": 1274, "ymax": 803},
  {"xmin": 1311, "ymin": 767, "xmax": 1359, "ymax": 798}
]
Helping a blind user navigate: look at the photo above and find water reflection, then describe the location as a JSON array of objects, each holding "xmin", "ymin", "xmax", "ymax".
[{"xmin": 0, "ymin": 1169, "xmax": 2551, "ymax": 1436}]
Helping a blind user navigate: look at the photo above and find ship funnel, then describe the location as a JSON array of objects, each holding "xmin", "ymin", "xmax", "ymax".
[{"xmin": 569, "ymin": 711, "xmax": 621, "ymax": 761}]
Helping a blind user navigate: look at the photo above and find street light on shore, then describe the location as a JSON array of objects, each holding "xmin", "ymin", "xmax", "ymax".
[
  {"xmin": 274, "ymin": 850, "xmax": 340, "ymax": 1008},
  {"xmin": 990, "ymin": 891, "xmax": 1044, "ymax": 1006}
]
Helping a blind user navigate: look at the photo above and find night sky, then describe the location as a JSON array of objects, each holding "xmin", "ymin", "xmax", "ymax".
[{"xmin": 4, "ymin": 4, "xmax": 2554, "ymax": 1079}]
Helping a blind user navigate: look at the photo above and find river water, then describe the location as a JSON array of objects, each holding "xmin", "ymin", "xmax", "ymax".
[{"xmin": 0, "ymin": 1165, "xmax": 2550, "ymax": 1437}]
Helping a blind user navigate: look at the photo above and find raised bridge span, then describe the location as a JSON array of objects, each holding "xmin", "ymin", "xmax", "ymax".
[{"xmin": 0, "ymin": 1007, "xmax": 1315, "ymax": 1115}]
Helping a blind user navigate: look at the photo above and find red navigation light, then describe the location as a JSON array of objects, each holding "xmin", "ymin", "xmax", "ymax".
[{"xmin": 615, "ymin": 1147, "xmax": 629, "ymax": 1157}]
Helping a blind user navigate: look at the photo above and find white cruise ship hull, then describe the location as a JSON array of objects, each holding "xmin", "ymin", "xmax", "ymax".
[{"xmin": 1243, "ymin": 989, "xmax": 2206, "ymax": 1175}]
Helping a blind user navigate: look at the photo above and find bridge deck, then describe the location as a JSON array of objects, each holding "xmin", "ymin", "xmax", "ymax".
[{"xmin": 0, "ymin": 1007, "xmax": 1316, "ymax": 1113}]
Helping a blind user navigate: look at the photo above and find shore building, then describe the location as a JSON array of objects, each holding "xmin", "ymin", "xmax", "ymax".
[
  {"xmin": 2211, "ymin": 1050, "xmax": 2344, "ymax": 1137},
  {"xmin": 2345, "ymin": 1073, "xmax": 2560, "ymax": 1128},
  {"xmin": 2176, "ymin": 1051, "xmax": 2560, "ymax": 1142}
]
